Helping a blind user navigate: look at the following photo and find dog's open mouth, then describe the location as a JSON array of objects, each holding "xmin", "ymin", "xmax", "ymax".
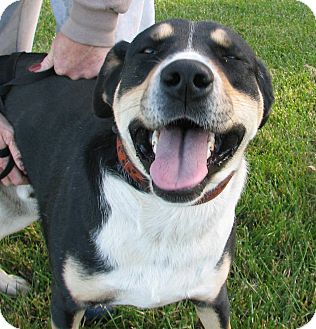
[{"xmin": 129, "ymin": 119, "xmax": 245, "ymax": 196}]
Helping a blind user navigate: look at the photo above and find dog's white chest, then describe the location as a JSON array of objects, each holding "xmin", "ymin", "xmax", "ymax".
[
  {"xmin": 90, "ymin": 175, "xmax": 237, "ymax": 307},
  {"xmin": 98, "ymin": 247, "xmax": 230, "ymax": 308}
]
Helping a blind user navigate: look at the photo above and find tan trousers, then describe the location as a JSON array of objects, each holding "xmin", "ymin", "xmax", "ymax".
[{"xmin": 0, "ymin": 0, "xmax": 43, "ymax": 55}]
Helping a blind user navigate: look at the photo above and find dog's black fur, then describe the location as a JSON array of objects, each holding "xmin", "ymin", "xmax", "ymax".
[
  {"xmin": 3, "ymin": 55, "xmax": 117, "ymax": 266},
  {"xmin": 2, "ymin": 54, "xmax": 118, "ymax": 326},
  {"xmin": 0, "ymin": 20, "xmax": 273, "ymax": 329}
]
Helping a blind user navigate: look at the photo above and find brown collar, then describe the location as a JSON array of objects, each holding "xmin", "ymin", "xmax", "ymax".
[{"xmin": 116, "ymin": 136, "xmax": 234, "ymax": 205}]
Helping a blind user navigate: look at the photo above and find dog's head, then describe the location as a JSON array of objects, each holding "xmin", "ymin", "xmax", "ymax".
[{"xmin": 94, "ymin": 19, "xmax": 274, "ymax": 204}]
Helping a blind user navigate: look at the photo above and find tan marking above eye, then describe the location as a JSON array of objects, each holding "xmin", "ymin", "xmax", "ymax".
[
  {"xmin": 151, "ymin": 23, "xmax": 174, "ymax": 41},
  {"xmin": 210, "ymin": 29, "xmax": 232, "ymax": 48}
]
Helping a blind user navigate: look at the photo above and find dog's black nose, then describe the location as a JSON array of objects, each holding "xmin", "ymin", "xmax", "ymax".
[{"xmin": 160, "ymin": 60, "xmax": 214, "ymax": 101}]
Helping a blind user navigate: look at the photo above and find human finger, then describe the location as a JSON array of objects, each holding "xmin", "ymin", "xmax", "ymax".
[
  {"xmin": 29, "ymin": 47, "xmax": 54, "ymax": 73},
  {"xmin": 7, "ymin": 139, "xmax": 26, "ymax": 174}
]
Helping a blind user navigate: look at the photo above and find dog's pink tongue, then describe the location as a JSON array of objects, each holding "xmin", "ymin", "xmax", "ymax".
[{"xmin": 150, "ymin": 127, "xmax": 209, "ymax": 191}]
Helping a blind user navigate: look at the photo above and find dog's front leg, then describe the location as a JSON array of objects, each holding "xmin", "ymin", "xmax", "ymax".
[
  {"xmin": 50, "ymin": 287, "xmax": 84, "ymax": 329},
  {"xmin": 51, "ymin": 311, "xmax": 84, "ymax": 329},
  {"xmin": 194, "ymin": 285, "xmax": 231, "ymax": 329},
  {"xmin": 0, "ymin": 185, "xmax": 38, "ymax": 295},
  {"xmin": 196, "ymin": 305, "xmax": 231, "ymax": 329}
]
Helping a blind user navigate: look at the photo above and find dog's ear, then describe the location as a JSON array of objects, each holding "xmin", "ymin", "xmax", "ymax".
[
  {"xmin": 93, "ymin": 41, "xmax": 130, "ymax": 118},
  {"xmin": 256, "ymin": 59, "xmax": 274, "ymax": 129}
]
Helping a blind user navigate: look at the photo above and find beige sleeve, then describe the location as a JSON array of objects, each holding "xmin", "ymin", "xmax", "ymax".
[{"xmin": 61, "ymin": 0, "xmax": 133, "ymax": 47}]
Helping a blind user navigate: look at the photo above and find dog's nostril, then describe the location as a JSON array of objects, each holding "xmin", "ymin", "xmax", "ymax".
[
  {"xmin": 163, "ymin": 72, "xmax": 181, "ymax": 87},
  {"xmin": 193, "ymin": 73, "xmax": 213, "ymax": 89}
]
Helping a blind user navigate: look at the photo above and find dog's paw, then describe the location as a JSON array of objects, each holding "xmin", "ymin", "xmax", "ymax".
[{"xmin": 0, "ymin": 269, "xmax": 30, "ymax": 296}]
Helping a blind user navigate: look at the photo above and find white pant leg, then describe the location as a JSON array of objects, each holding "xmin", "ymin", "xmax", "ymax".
[
  {"xmin": 115, "ymin": 0, "xmax": 155, "ymax": 43},
  {"xmin": 50, "ymin": 0, "xmax": 73, "ymax": 32},
  {"xmin": 0, "ymin": 0, "xmax": 42, "ymax": 55},
  {"xmin": 139, "ymin": 0, "xmax": 155, "ymax": 33}
]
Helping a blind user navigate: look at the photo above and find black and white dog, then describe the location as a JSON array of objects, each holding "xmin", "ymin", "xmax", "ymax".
[{"xmin": 0, "ymin": 20, "xmax": 273, "ymax": 329}]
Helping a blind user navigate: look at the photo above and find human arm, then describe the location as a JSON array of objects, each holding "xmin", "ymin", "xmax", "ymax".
[{"xmin": 31, "ymin": 0, "xmax": 132, "ymax": 79}]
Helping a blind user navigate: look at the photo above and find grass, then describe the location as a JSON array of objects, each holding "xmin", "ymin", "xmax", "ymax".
[{"xmin": 1, "ymin": 0, "xmax": 315, "ymax": 328}]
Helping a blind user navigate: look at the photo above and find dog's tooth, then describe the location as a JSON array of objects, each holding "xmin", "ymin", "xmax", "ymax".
[
  {"xmin": 208, "ymin": 133, "xmax": 215, "ymax": 149},
  {"xmin": 149, "ymin": 131, "xmax": 153, "ymax": 145},
  {"xmin": 153, "ymin": 130, "xmax": 159, "ymax": 141},
  {"xmin": 207, "ymin": 133, "xmax": 215, "ymax": 159},
  {"xmin": 152, "ymin": 130, "xmax": 160, "ymax": 149},
  {"xmin": 153, "ymin": 143, "xmax": 157, "ymax": 154}
]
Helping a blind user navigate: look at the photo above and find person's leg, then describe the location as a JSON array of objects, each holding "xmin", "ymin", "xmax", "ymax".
[
  {"xmin": 115, "ymin": 0, "xmax": 155, "ymax": 43},
  {"xmin": 139, "ymin": 0, "xmax": 155, "ymax": 33},
  {"xmin": 50, "ymin": 0, "xmax": 73, "ymax": 32},
  {"xmin": 0, "ymin": 0, "xmax": 43, "ymax": 55}
]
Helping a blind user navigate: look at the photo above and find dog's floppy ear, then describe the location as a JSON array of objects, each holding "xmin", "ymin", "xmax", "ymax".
[
  {"xmin": 256, "ymin": 59, "xmax": 274, "ymax": 129},
  {"xmin": 93, "ymin": 41, "xmax": 130, "ymax": 118}
]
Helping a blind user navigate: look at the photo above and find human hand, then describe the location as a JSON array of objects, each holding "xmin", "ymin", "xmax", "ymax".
[
  {"xmin": 0, "ymin": 113, "xmax": 28, "ymax": 186},
  {"xmin": 29, "ymin": 32, "xmax": 111, "ymax": 80}
]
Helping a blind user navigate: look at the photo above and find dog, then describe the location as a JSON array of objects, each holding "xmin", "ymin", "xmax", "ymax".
[{"xmin": 0, "ymin": 19, "xmax": 273, "ymax": 329}]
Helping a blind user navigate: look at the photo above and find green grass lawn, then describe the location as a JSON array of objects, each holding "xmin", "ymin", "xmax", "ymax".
[{"xmin": 1, "ymin": 0, "xmax": 315, "ymax": 328}]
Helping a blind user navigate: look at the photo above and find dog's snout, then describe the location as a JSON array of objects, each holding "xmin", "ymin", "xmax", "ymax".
[{"xmin": 160, "ymin": 60, "xmax": 214, "ymax": 100}]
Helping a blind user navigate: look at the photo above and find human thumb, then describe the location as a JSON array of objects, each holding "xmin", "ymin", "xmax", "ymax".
[{"xmin": 28, "ymin": 48, "xmax": 54, "ymax": 73}]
